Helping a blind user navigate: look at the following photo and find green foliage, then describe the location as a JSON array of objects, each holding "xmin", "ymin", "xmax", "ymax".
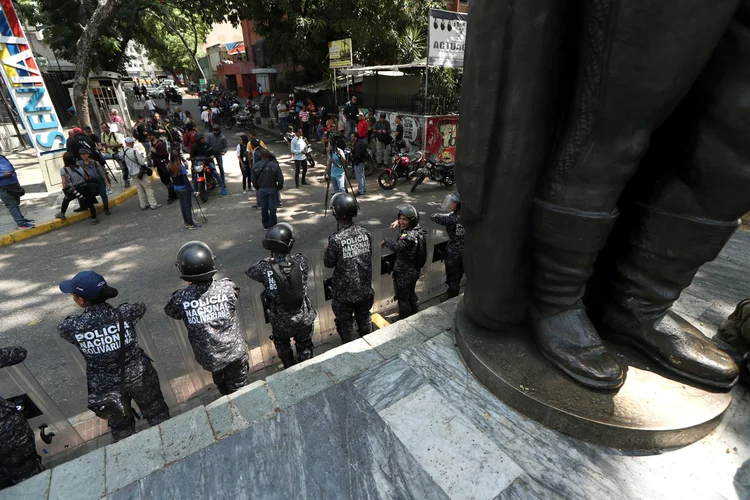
[{"xmin": 240, "ymin": 0, "xmax": 444, "ymax": 82}]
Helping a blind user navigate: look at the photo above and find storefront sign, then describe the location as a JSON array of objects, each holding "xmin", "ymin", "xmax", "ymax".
[
  {"xmin": 329, "ymin": 39, "xmax": 353, "ymax": 69},
  {"xmin": 428, "ymin": 9, "xmax": 468, "ymax": 68},
  {"xmin": 0, "ymin": 0, "xmax": 65, "ymax": 154}
]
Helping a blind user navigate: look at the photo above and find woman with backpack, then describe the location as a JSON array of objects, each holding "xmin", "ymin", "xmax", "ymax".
[
  {"xmin": 56, "ymin": 152, "xmax": 100, "ymax": 224},
  {"xmin": 168, "ymin": 150, "xmax": 199, "ymax": 230}
]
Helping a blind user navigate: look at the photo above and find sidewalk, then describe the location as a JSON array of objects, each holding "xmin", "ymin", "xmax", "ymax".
[{"xmin": 0, "ymin": 147, "xmax": 136, "ymax": 243}]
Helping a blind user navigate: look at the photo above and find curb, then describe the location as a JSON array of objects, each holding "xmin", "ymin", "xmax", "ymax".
[{"xmin": 0, "ymin": 186, "xmax": 139, "ymax": 248}]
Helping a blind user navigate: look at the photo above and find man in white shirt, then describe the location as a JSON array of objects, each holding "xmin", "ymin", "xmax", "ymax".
[
  {"xmin": 122, "ymin": 137, "xmax": 161, "ymax": 210},
  {"xmin": 210, "ymin": 103, "xmax": 221, "ymax": 127},
  {"xmin": 144, "ymin": 97, "xmax": 157, "ymax": 116},
  {"xmin": 200, "ymin": 106, "xmax": 211, "ymax": 131},
  {"xmin": 290, "ymin": 128, "xmax": 309, "ymax": 188}
]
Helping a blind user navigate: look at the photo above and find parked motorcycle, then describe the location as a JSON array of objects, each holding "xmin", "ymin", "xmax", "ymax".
[
  {"xmin": 410, "ymin": 159, "xmax": 455, "ymax": 192},
  {"xmin": 224, "ymin": 109, "xmax": 256, "ymax": 131},
  {"xmin": 194, "ymin": 158, "xmax": 219, "ymax": 202},
  {"xmin": 378, "ymin": 150, "xmax": 425, "ymax": 190}
]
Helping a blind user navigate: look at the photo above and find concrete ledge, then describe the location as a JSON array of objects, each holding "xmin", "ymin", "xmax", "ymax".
[
  {"xmin": 265, "ymin": 360, "xmax": 335, "ymax": 409},
  {"xmin": 159, "ymin": 407, "xmax": 215, "ymax": 465},
  {"xmin": 362, "ymin": 319, "xmax": 428, "ymax": 359},
  {"xmin": 315, "ymin": 337, "xmax": 385, "ymax": 383},
  {"xmin": 105, "ymin": 425, "xmax": 164, "ymax": 495},
  {"xmin": 228, "ymin": 380, "xmax": 275, "ymax": 424},
  {"xmin": 3, "ymin": 469, "xmax": 51, "ymax": 499},
  {"xmin": 0, "ymin": 185, "xmax": 138, "ymax": 248},
  {"xmin": 49, "ymin": 448, "xmax": 105, "ymax": 500},
  {"xmin": 404, "ymin": 306, "xmax": 454, "ymax": 338}
]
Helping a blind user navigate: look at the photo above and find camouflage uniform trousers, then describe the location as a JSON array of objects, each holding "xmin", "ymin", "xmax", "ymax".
[
  {"xmin": 271, "ymin": 324, "xmax": 314, "ymax": 368},
  {"xmin": 444, "ymin": 246, "xmax": 464, "ymax": 298},
  {"xmin": 0, "ymin": 411, "xmax": 43, "ymax": 489},
  {"xmin": 332, "ymin": 295, "xmax": 374, "ymax": 343},
  {"xmin": 104, "ymin": 360, "xmax": 170, "ymax": 442},
  {"xmin": 393, "ymin": 268, "xmax": 420, "ymax": 320},
  {"xmin": 212, "ymin": 351, "xmax": 250, "ymax": 396}
]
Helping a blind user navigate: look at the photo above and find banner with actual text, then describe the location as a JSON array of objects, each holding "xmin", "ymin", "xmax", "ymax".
[
  {"xmin": 0, "ymin": 0, "xmax": 65, "ymax": 155},
  {"xmin": 427, "ymin": 9, "xmax": 468, "ymax": 68}
]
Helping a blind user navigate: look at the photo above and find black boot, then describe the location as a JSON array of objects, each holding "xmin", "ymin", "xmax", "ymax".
[
  {"xmin": 596, "ymin": 205, "xmax": 739, "ymax": 389},
  {"xmin": 531, "ymin": 200, "xmax": 624, "ymax": 389}
]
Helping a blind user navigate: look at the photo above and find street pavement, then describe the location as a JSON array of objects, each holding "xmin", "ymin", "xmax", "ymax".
[{"xmin": 0, "ymin": 95, "xmax": 458, "ymax": 418}]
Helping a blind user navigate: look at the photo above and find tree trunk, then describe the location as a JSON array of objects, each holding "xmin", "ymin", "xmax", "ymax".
[{"xmin": 73, "ymin": 0, "xmax": 128, "ymax": 128}]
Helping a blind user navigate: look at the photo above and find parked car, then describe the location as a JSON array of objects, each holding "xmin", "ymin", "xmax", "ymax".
[{"xmin": 147, "ymin": 85, "xmax": 184, "ymax": 99}]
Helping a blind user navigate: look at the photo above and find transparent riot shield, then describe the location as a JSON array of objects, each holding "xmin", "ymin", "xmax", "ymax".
[
  {"xmin": 134, "ymin": 318, "xmax": 180, "ymax": 412},
  {"xmin": 167, "ymin": 318, "xmax": 215, "ymax": 401},
  {"xmin": 372, "ymin": 228, "xmax": 398, "ymax": 314},
  {"xmin": 309, "ymin": 249, "xmax": 337, "ymax": 345},
  {"xmin": 421, "ymin": 225, "xmax": 450, "ymax": 302},
  {"xmin": 245, "ymin": 277, "xmax": 278, "ymax": 369},
  {"xmin": 0, "ymin": 363, "xmax": 84, "ymax": 461}
]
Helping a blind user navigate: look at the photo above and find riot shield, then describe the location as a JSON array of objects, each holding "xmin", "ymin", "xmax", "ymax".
[
  {"xmin": 167, "ymin": 318, "xmax": 216, "ymax": 400},
  {"xmin": 134, "ymin": 319, "xmax": 180, "ymax": 412},
  {"xmin": 308, "ymin": 249, "xmax": 337, "ymax": 344},
  {"xmin": 245, "ymin": 277, "xmax": 278, "ymax": 369},
  {"xmin": 420, "ymin": 225, "xmax": 450, "ymax": 302},
  {"xmin": 0, "ymin": 362, "xmax": 84, "ymax": 461},
  {"xmin": 371, "ymin": 228, "xmax": 398, "ymax": 314}
]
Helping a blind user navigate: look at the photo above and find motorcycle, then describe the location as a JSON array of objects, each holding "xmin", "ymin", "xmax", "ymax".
[
  {"xmin": 410, "ymin": 159, "xmax": 456, "ymax": 192},
  {"xmin": 194, "ymin": 158, "xmax": 219, "ymax": 202},
  {"xmin": 284, "ymin": 131, "xmax": 315, "ymax": 170},
  {"xmin": 378, "ymin": 150, "xmax": 426, "ymax": 190},
  {"xmin": 224, "ymin": 109, "xmax": 256, "ymax": 131}
]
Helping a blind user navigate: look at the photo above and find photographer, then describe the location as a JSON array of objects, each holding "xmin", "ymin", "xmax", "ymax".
[
  {"xmin": 56, "ymin": 152, "xmax": 99, "ymax": 224},
  {"xmin": 100, "ymin": 123, "xmax": 128, "ymax": 188},
  {"xmin": 123, "ymin": 138, "xmax": 161, "ymax": 210},
  {"xmin": 149, "ymin": 132, "xmax": 176, "ymax": 204},
  {"xmin": 58, "ymin": 271, "xmax": 170, "ymax": 442}
]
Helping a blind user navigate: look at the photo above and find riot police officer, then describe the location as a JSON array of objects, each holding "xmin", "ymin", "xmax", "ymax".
[
  {"xmin": 430, "ymin": 192, "xmax": 464, "ymax": 298},
  {"xmin": 381, "ymin": 204, "xmax": 426, "ymax": 319},
  {"xmin": 0, "ymin": 346, "xmax": 43, "ymax": 489},
  {"xmin": 246, "ymin": 223, "xmax": 317, "ymax": 368},
  {"xmin": 324, "ymin": 193, "xmax": 374, "ymax": 343},
  {"xmin": 57, "ymin": 271, "xmax": 170, "ymax": 442},
  {"xmin": 164, "ymin": 242, "xmax": 250, "ymax": 395}
]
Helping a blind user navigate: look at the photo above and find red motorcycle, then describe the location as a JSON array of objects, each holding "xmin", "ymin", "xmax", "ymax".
[
  {"xmin": 378, "ymin": 150, "xmax": 426, "ymax": 190},
  {"xmin": 195, "ymin": 158, "xmax": 219, "ymax": 202}
]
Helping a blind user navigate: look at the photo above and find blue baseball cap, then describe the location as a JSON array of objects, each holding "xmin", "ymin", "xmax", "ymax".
[{"xmin": 59, "ymin": 271, "xmax": 118, "ymax": 300}]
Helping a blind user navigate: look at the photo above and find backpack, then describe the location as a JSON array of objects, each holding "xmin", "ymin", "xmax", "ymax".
[
  {"xmin": 272, "ymin": 261, "xmax": 304, "ymax": 311},
  {"xmin": 415, "ymin": 230, "xmax": 427, "ymax": 270}
]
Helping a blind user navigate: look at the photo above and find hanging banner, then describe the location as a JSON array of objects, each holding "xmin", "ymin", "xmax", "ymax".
[
  {"xmin": 328, "ymin": 38, "xmax": 353, "ymax": 69},
  {"xmin": 0, "ymin": 0, "xmax": 65, "ymax": 155},
  {"xmin": 427, "ymin": 9, "xmax": 468, "ymax": 68}
]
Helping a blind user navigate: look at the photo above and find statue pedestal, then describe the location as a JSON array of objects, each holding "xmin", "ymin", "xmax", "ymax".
[{"xmin": 454, "ymin": 299, "xmax": 732, "ymax": 450}]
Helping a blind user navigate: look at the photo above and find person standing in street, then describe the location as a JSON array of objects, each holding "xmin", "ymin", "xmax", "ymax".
[
  {"xmin": 374, "ymin": 112, "xmax": 392, "ymax": 168},
  {"xmin": 393, "ymin": 115, "xmax": 404, "ymax": 150},
  {"xmin": 140, "ymin": 84, "xmax": 147, "ymax": 100},
  {"xmin": 144, "ymin": 96, "xmax": 157, "ymax": 117},
  {"xmin": 299, "ymin": 105, "xmax": 311, "ymax": 140},
  {"xmin": 206, "ymin": 124, "xmax": 228, "ymax": 195},
  {"xmin": 251, "ymin": 148, "xmax": 284, "ymax": 229},
  {"xmin": 109, "ymin": 109, "xmax": 125, "ymax": 130},
  {"xmin": 277, "ymin": 99, "xmax": 289, "ymax": 136},
  {"xmin": 290, "ymin": 128, "xmax": 309, "ymax": 188},
  {"xmin": 123, "ymin": 138, "xmax": 161, "ymax": 210},
  {"xmin": 149, "ymin": 132, "xmax": 176, "ymax": 204},
  {"xmin": 381, "ymin": 204, "xmax": 425, "ymax": 319},
  {"xmin": 356, "ymin": 112, "xmax": 368, "ymax": 139},
  {"xmin": 165, "ymin": 242, "xmax": 250, "ymax": 394},
  {"xmin": 430, "ymin": 192, "xmax": 464, "ymax": 298},
  {"xmin": 343, "ymin": 95, "xmax": 359, "ymax": 138},
  {"xmin": 0, "ymin": 346, "xmax": 43, "ymax": 488},
  {"xmin": 350, "ymin": 133, "xmax": 367, "ymax": 195},
  {"xmin": 58, "ymin": 271, "xmax": 170, "ymax": 442},
  {"xmin": 200, "ymin": 106, "xmax": 211, "ymax": 131},
  {"xmin": 78, "ymin": 149, "xmax": 111, "ymax": 216},
  {"xmin": 100, "ymin": 123, "xmax": 128, "ymax": 188},
  {"xmin": 0, "ymin": 155, "xmax": 34, "ymax": 229},
  {"xmin": 133, "ymin": 85, "xmax": 141, "ymax": 101},
  {"xmin": 167, "ymin": 151, "xmax": 198, "ymax": 230},
  {"xmin": 246, "ymin": 223, "xmax": 316, "ymax": 368},
  {"xmin": 324, "ymin": 193, "xmax": 373, "ymax": 343},
  {"xmin": 327, "ymin": 143, "xmax": 346, "ymax": 194},
  {"xmin": 237, "ymin": 135, "xmax": 251, "ymax": 194},
  {"xmin": 133, "ymin": 115, "xmax": 150, "ymax": 157},
  {"xmin": 56, "ymin": 152, "xmax": 99, "ymax": 223}
]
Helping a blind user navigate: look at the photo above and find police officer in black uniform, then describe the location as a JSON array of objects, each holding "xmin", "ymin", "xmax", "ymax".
[
  {"xmin": 165, "ymin": 242, "xmax": 250, "ymax": 395},
  {"xmin": 324, "ymin": 193, "xmax": 374, "ymax": 343},
  {"xmin": 57, "ymin": 271, "xmax": 170, "ymax": 442},
  {"xmin": 246, "ymin": 223, "xmax": 317, "ymax": 368},
  {"xmin": 430, "ymin": 192, "xmax": 464, "ymax": 298},
  {"xmin": 381, "ymin": 204, "xmax": 425, "ymax": 319},
  {"xmin": 0, "ymin": 346, "xmax": 43, "ymax": 489}
]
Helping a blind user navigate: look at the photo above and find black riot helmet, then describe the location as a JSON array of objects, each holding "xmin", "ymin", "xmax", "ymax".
[
  {"xmin": 262, "ymin": 223, "xmax": 296, "ymax": 254},
  {"xmin": 330, "ymin": 192, "xmax": 358, "ymax": 220},
  {"xmin": 176, "ymin": 241, "xmax": 217, "ymax": 282},
  {"xmin": 396, "ymin": 204, "xmax": 419, "ymax": 228}
]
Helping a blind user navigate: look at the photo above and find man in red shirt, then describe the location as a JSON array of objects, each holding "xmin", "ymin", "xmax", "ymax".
[{"xmin": 357, "ymin": 112, "xmax": 368, "ymax": 140}]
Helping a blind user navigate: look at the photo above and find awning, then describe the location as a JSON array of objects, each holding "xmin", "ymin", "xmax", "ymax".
[
  {"xmin": 294, "ymin": 74, "xmax": 363, "ymax": 94},
  {"xmin": 336, "ymin": 61, "xmax": 427, "ymax": 76}
]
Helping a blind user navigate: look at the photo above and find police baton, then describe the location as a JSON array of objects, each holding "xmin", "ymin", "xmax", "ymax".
[{"xmin": 323, "ymin": 175, "xmax": 331, "ymax": 217}]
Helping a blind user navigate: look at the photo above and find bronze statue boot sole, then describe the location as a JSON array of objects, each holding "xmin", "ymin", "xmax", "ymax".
[
  {"xmin": 599, "ymin": 306, "xmax": 739, "ymax": 389},
  {"xmin": 532, "ymin": 305, "xmax": 625, "ymax": 390}
]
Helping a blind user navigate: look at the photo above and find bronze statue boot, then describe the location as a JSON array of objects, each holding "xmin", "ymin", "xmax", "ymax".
[
  {"xmin": 597, "ymin": 206, "xmax": 739, "ymax": 389},
  {"xmin": 531, "ymin": 200, "xmax": 624, "ymax": 389}
]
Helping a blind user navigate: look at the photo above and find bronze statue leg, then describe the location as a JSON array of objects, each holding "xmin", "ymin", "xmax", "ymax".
[
  {"xmin": 594, "ymin": 4, "xmax": 750, "ymax": 388},
  {"xmin": 531, "ymin": 0, "xmax": 738, "ymax": 388}
]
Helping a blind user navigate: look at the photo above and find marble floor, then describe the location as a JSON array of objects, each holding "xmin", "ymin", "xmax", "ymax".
[{"xmin": 105, "ymin": 230, "xmax": 750, "ymax": 500}]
